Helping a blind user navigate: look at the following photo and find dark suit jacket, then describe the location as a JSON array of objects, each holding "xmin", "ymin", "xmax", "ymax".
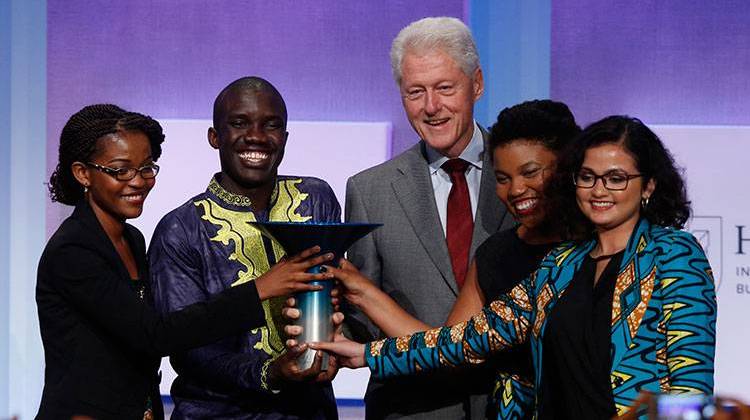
[
  {"xmin": 345, "ymin": 129, "xmax": 514, "ymax": 419},
  {"xmin": 35, "ymin": 201, "xmax": 266, "ymax": 420}
]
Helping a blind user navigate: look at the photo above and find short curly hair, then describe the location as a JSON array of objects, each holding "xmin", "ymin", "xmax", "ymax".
[
  {"xmin": 549, "ymin": 115, "xmax": 691, "ymax": 238},
  {"xmin": 489, "ymin": 99, "xmax": 580, "ymax": 154},
  {"xmin": 49, "ymin": 104, "xmax": 165, "ymax": 205}
]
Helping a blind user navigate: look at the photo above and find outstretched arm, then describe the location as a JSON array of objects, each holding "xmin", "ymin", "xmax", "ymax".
[
  {"xmin": 445, "ymin": 261, "xmax": 485, "ymax": 325},
  {"xmin": 327, "ymin": 259, "xmax": 431, "ymax": 336},
  {"xmin": 313, "ymin": 280, "xmax": 536, "ymax": 377}
]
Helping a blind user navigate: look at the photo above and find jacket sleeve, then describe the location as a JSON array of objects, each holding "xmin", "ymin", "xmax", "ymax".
[
  {"xmin": 49, "ymin": 233, "xmax": 265, "ymax": 359},
  {"xmin": 342, "ymin": 176, "xmax": 383, "ymax": 342},
  {"xmin": 148, "ymin": 213, "xmax": 276, "ymax": 394},
  {"xmin": 659, "ymin": 231, "xmax": 717, "ymax": 394},
  {"xmin": 365, "ymin": 278, "xmax": 536, "ymax": 379}
]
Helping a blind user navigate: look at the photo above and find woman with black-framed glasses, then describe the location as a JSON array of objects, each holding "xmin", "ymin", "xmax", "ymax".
[
  {"xmin": 313, "ymin": 115, "xmax": 716, "ymax": 419},
  {"xmin": 36, "ymin": 104, "xmax": 333, "ymax": 420}
]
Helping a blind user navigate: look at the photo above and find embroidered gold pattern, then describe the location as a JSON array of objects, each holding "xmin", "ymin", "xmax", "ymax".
[
  {"xmin": 259, "ymin": 359, "xmax": 273, "ymax": 391},
  {"xmin": 195, "ymin": 177, "xmax": 312, "ymax": 358},
  {"xmin": 208, "ymin": 177, "xmax": 254, "ymax": 207}
]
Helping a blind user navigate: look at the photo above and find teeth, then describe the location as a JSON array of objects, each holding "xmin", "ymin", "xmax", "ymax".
[
  {"xmin": 591, "ymin": 201, "xmax": 613, "ymax": 209},
  {"xmin": 239, "ymin": 151, "xmax": 269, "ymax": 161},
  {"xmin": 514, "ymin": 199, "xmax": 537, "ymax": 211},
  {"xmin": 425, "ymin": 119, "xmax": 448, "ymax": 126},
  {"xmin": 123, "ymin": 194, "xmax": 144, "ymax": 202}
]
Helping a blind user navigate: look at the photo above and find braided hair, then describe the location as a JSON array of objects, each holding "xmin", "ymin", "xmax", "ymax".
[
  {"xmin": 49, "ymin": 104, "xmax": 165, "ymax": 205},
  {"xmin": 489, "ymin": 99, "xmax": 580, "ymax": 154}
]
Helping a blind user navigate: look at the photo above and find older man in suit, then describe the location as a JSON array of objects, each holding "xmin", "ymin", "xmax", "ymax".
[{"xmin": 344, "ymin": 17, "xmax": 513, "ymax": 419}]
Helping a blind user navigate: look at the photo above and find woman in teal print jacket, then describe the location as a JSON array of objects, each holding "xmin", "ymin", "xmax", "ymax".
[{"xmin": 316, "ymin": 115, "xmax": 716, "ymax": 419}]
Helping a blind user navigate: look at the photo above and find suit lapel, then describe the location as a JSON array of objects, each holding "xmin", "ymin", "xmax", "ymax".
[
  {"xmin": 74, "ymin": 201, "xmax": 135, "ymax": 281},
  {"xmin": 391, "ymin": 143, "xmax": 458, "ymax": 295},
  {"xmin": 609, "ymin": 219, "xmax": 656, "ymax": 374},
  {"xmin": 471, "ymin": 127, "xmax": 507, "ymax": 254}
]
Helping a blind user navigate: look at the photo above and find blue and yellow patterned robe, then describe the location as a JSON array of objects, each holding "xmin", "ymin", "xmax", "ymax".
[
  {"xmin": 149, "ymin": 175, "xmax": 340, "ymax": 419},
  {"xmin": 366, "ymin": 219, "xmax": 716, "ymax": 418}
]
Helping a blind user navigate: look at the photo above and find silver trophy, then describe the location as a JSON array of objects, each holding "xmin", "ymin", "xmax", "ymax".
[{"xmin": 251, "ymin": 222, "xmax": 380, "ymax": 369}]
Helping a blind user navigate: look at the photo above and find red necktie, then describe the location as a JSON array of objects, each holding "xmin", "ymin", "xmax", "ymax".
[{"xmin": 442, "ymin": 159, "xmax": 473, "ymax": 289}]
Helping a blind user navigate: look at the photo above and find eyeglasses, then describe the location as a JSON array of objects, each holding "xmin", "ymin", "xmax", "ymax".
[
  {"xmin": 573, "ymin": 170, "xmax": 642, "ymax": 191},
  {"xmin": 86, "ymin": 162, "xmax": 160, "ymax": 181}
]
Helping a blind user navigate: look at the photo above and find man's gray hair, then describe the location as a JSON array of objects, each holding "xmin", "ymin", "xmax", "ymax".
[{"xmin": 390, "ymin": 16, "xmax": 480, "ymax": 85}]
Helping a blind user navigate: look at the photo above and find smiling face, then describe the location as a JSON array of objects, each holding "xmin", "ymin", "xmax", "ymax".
[
  {"xmin": 493, "ymin": 140, "xmax": 557, "ymax": 239},
  {"xmin": 209, "ymin": 87, "xmax": 288, "ymax": 196},
  {"xmin": 80, "ymin": 130, "xmax": 155, "ymax": 222},
  {"xmin": 399, "ymin": 49, "xmax": 483, "ymax": 158},
  {"xmin": 575, "ymin": 142, "xmax": 655, "ymax": 235}
]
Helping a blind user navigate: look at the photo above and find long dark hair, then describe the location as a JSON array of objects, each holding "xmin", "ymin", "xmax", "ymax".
[
  {"xmin": 549, "ymin": 115, "xmax": 690, "ymax": 238},
  {"xmin": 49, "ymin": 104, "xmax": 165, "ymax": 205}
]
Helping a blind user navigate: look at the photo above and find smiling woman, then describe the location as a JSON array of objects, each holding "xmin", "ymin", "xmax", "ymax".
[
  {"xmin": 314, "ymin": 116, "xmax": 717, "ymax": 419},
  {"xmin": 36, "ymin": 104, "xmax": 333, "ymax": 420}
]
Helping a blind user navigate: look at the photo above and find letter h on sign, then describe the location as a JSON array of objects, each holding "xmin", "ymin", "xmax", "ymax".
[{"xmin": 738, "ymin": 226, "xmax": 750, "ymax": 255}]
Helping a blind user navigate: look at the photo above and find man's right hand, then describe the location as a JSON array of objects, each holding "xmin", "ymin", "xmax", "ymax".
[{"xmin": 255, "ymin": 246, "xmax": 335, "ymax": 300}]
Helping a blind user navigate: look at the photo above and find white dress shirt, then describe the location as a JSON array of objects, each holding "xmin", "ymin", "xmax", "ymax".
[{"xmin": 424, "ymin": 121, "xmax": 484, "ymax": 237}]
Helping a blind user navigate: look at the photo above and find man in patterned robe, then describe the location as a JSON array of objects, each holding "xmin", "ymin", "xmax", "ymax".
[{"xmin": 149, "ymin": 77, "xmax": 340, "ymax": 419}]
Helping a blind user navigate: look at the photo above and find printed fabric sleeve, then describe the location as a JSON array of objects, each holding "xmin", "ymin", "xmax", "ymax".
[
  {"xmin": 659, "ymin": 231, "xmax": 717, "ymax": 394},
  {"xmin": 365, "ymin": 279, "xmax": 536, "ymax": 379},
  {"xmin": 148, "ymin": 213, "xmax": 274, "ymax": 394}
]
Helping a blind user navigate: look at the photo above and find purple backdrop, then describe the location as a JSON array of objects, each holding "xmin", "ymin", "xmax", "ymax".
[
  {"xmin": 47, "ymin": 0, "xmax": 466, "ymax": 229},
  {"xmin": 550, "ymin": 0, "xmax": 750, "ymax": 126}
]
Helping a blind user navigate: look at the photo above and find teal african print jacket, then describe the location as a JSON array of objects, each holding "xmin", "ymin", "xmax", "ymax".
[{"xmin": 366, "ymin": 218, "xmax": 716, "ymax": 418}]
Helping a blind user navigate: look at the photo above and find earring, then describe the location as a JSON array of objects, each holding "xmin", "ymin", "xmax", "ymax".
[
  {"xmin": 83, "ymin": 184, "xmax": 89, "ymax": 193},
  {"xmin": 641, "ymin": 196, "xmax": 650, "ymax": 208}
]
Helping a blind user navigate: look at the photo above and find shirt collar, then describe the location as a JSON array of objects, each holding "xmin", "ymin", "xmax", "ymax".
[
  {"xmin": 425, "ymin": 121, "xmax": 484, "ymax": 175},
  {"xmin": 206, "ymin": 173, "xmax": 279, "ymax": 210}
]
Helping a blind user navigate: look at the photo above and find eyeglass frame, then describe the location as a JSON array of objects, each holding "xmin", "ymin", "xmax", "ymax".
[
  {"xmin": 85, "ymin": 161, "xmax": 160, "ymax": 181},
  {"xmin": 572, "ymin": 169, "xmax": 643, "ymax": 191}
]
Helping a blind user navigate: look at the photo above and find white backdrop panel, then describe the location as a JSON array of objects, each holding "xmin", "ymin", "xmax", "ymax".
[
  {"xmin": 131, "ymin": 119, "xmax": 390, "ymax": 399},
  {"xmin": 654, "ymin": 125, "xmax": 749, "ymax": 400}
]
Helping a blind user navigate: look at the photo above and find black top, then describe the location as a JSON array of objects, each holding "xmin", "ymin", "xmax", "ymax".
[
  {"xmin": 35, "ymin": 201, "xmax": 267, "ymax": 420},
  {"xmin": 476, "ymin": 228, "xmax": 553, "ymax": 301},
  {"xmin": 474, "ymin": 228, "xmax": 556, "ymax": 396},
  {"xmin": 538, "ymin": 252, "xmax": 623, "ymax": 419}
]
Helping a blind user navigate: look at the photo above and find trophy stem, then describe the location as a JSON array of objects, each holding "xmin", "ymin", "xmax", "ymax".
[{"xmin": 295, "ymin": 265, "xmax": 334, "ymax": 370}]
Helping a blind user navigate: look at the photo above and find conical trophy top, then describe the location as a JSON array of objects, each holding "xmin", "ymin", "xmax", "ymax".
[{"xmin": 250, "ymin": 222, "xmax": 381, "ymax": 262}]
